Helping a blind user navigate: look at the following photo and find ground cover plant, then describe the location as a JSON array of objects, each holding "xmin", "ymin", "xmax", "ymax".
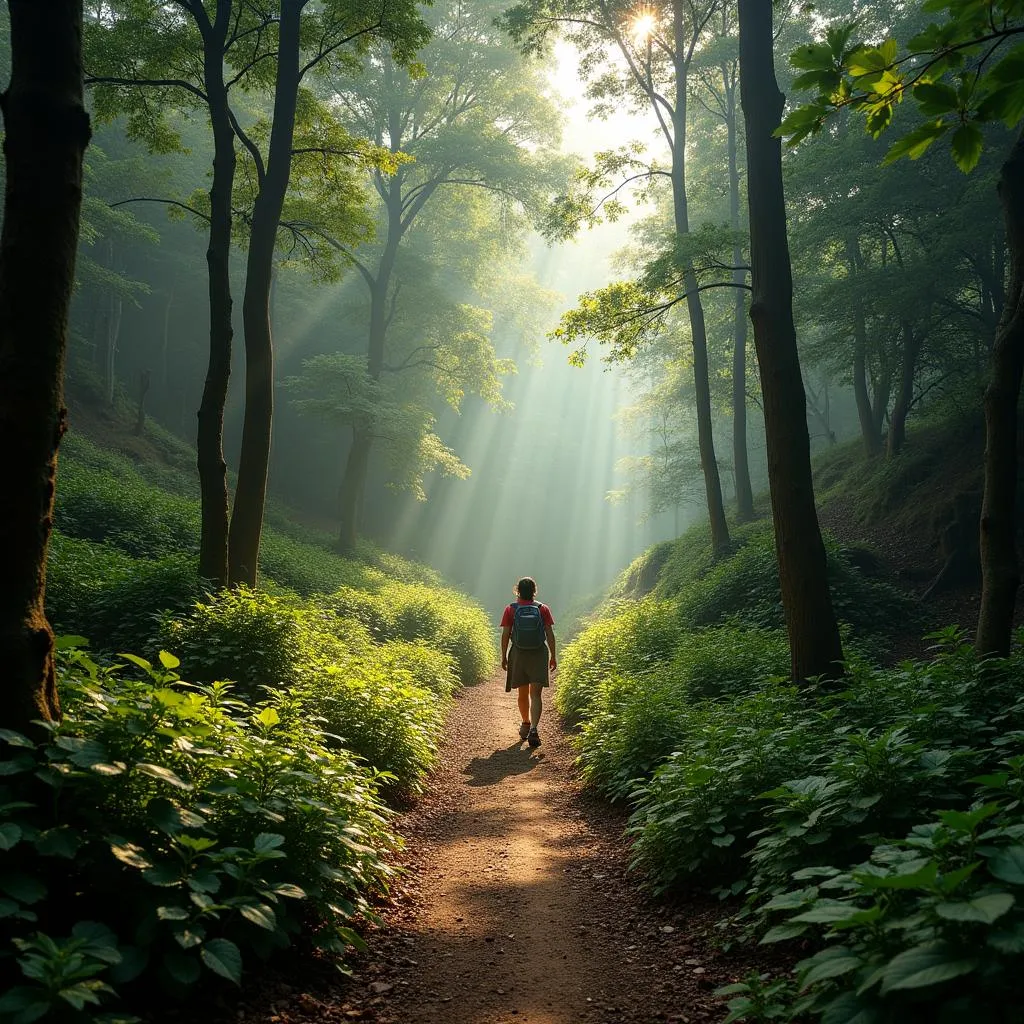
[
  {"xmin": 0, "ymin": 645, "xmax": 397, "ymax": 1022},
  {"xmin": 559, "ymin": 513, "xmax": 1024, "ymax": 1021}
]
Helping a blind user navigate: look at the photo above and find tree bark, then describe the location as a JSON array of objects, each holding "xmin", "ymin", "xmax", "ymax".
[
  {"xmin": 738, "ymin": 0, "xmax": 843, "ymax": 682},
  {"xmin": 0, "ymin": 0, "xmax": 90, "ymax": 731},
  {"xmin": 196, "ymin": 0, "xmax": 236, "ymax": 588},
  {"xmin": 976, "ymin": 128, "xmax": 1024, "ymax": 658},
  {"xmin": 134, "ymin": 369, "xmax": 151, "ymax": 436},
  {"xmin": 725, "ymin": 65, "xmax": 754, "ymax": 522},
  {"xmin": 228, "ymin": 0, "xmax": 305, "ymax": 586},
  {"xmin": 337, "ymin": 426, "xmax": 372, "ymax": 553},
  {"xmin": 887, "ymin": 319, "xmax": 922, "ymax": 457},
  {"xmin": 672, "ymin": 2, "xmax": 730, "ymax": 556}
]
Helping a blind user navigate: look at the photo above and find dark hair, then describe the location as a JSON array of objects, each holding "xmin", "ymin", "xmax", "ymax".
[{"xmin": 516, "ymin": 577, "xmax": 536, "ymax": 601}]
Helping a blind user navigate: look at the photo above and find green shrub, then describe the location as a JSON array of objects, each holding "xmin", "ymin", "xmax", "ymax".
[
  {"xmin": 0, "ymin": 647, "xmax": 396, "ymax": 1018},
  {"xmin": 758, "ymin": 796, "xmax": 1024, "ymax": 1023},
  {"xmin": 47, "ymin": 532, "xmax": 204, "ymax": 655},
  {"xmin": 327, "ymin": 581, "xmax": 496, "ymax": 685},
  {"xmin": 162, "ymin": 588, "xmax": 307, "ymax": 690},
  {"xmin": 162, "ymin": 589, "xmax": 457, "ymax": 792},
  {"xmin": 554, "ymin": 598, "xmax": 682, "ymax": 723}
]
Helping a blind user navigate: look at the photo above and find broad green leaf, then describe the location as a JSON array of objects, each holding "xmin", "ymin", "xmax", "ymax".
[
  {"xmin": 935, "ymin": 891, "xmax": 1014, "ymax": 923},
  {"xmin": 881, "ymin": 941, "xmax": 978, "ymax": 994},
  {"xmin": 158, "ymin": 651, "xmax": 181, "ymax": 670},
  {"xmin": 800, "ymin": 950, "xmax": 862, "ymax": 990},
  {"xmin": 239, "ymin": 903, "xmax": 277, "ymax": 931},
  {"xmin": 883, "ymin": 121, "xmax": 949, "ymax": 164},
  {"xmin": 163, "ymin": 951, "xmax": 201, "ymax": 987},
  {"xmin": 951, "ymin": 122, "xmax": 984, "ymax": 173},
  {"xmin": 0, "ymin": 729, "xmax": 35, "ymax": 748},
  {"xmin": 0, "ymin": 872, "xmax": 47, "ymax": 904},
  {"xmin": 913, "ymin": 81, "xmax": 959, "ymax": 116},
  {"xmin": 54, "ymin": 635, "xmax": 89, "ymax": 650},
  {"xmin": 110, "ymin": 842, "xmax": 153, "ymax": 870},
  {"xmin": 0, "ymin": 823, "xmax": 23, "ymax": 850},
  {"xmin": 35, "ymin": 826, "xmax": 82, "ymax": 859},
  {"xmin": 136, "ymin": 762, "xmax": 192, "ymax": 791},
  {"xmin": 254, "ymin": 833, "xmax": 286, "ymax": 854},
  {"xmin": 201, "ymin": 937, "xmax": 243, "ymax": 985},
  {"xmin": 256, "ymin": 707, "xmax": 281, "ymax": 728},
  {"xmin": 988, "ymin": 845, "xmax": 1024, "ymax": 884},
  {"xmin": 157, "ymin": 905, "xmax": 190, "ymax": 921},
  {"xmin": 760, "ymin": 921, "xmax": 809, "ymax": 943}
]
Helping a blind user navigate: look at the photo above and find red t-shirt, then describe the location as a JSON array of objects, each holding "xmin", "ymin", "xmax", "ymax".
[{"xmin": 501, "ymin": 600, "xmax": 554, "ymax": 628}]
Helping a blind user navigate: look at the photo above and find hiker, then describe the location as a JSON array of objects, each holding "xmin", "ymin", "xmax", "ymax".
[{"xmin": 500, "ymin": 577, "xmax": 556, "ymax": 748}]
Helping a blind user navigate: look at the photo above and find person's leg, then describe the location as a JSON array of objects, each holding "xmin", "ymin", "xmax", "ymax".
[
  {"xmin": 529, "ymin": 684, "xmax": 543, "ymax": 728},
  {"xmin": 517, "ymin": 685, "xmax": 530, "ymax": 727}
]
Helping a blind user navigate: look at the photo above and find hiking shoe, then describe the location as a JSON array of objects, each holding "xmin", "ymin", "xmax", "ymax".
[
  {"xmin": 528, "ymin": 728, "xmax": 541, "ymax": 748},
  {"xmin": 519, "ymin": 721, "xmax": 531, "ymax": 741}
]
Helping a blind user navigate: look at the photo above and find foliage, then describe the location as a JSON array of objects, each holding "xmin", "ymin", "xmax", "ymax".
[
  {"xmin": 780, "ymin": 5, "xmax": 1024, "ymax": 173},
  {"xmin": 162, "ymin": 587, "xmax": 466, "ymax": 793},
  {"xmin": 326, "ymin": 581, "xmax": 497, "ymax": 686},
  {"xmin": 0, "ymin": 646, "xmax": 397, "ymax": 1017}
]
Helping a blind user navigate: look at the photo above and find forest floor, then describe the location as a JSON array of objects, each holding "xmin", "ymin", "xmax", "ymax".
[{"xmin": 222, "ymin": 677, "xmax": 780, "ymax": 1024}]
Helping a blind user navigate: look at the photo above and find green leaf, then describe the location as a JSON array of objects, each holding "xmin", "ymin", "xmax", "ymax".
[
  {"xmin": 0, "ymin": 822, "xmax": 23, "ymax": 850},
  {"xmin": 157, "ymin": 905, "xmax": 190, "ymax": 921},
  {"xmin": 158, "ymin": 651, "xmax": 181, "ymax": 670},
  {"xmin": 110, "ymin": 842, "xmax": 153, "ymax": 870},
  {"xmin": 54, "ymin": 635, "xmax": 89, "ymax": 650},
  {"xmin": 0, "ymin": 872, "xmax": 47, "ymax": 904},
  {"xmin": 988, "ymin": 921, "xmax": 1024, "ymax": 953},
  {"xmin": 987, "ymin": 845, "xmax": 1024, "ymax": 884},
  {"xmin": 135, "ymin": 762, "xmax": 192, "ymax": 791},
  {"xmin": 239, "ymin": 903, "xmax": 277, "ymax": 931},
  {"xmin": 761, "ymin": 921, "xmax": 809, "ymax": 943},
  {"xmin": 913, "ymin": 82, "xmax": 959, "ymax": 116},
  {"xmin": 883, "ymin": 120, "xmax": 949, "ymax": 164},
  {"xmin": 792, "ymin": 902, "xmax": 865, "ymax": 924},
  {"xmin": 935, "ymin": 891, "xmax": 1014, "ymax": 923},
  {"xmin": 0, "ymin": 729, "xmax": 35, "ymax": 748},
  {"xmin": 951, "ymin": 122, "xmax": 984, "ymax": 173},
  {"xmin": 255, "ymin": 707, "xmax": 281, "ymax": 728},
  {"xmin": 254, "ymin": 833, "xmax": 286, "ymax": 854},
  {"xmin": 880, "ymin": 941, "xmax": 978, "ymax": 994},
  {"xmin": 201, "ymin": 937, "xmax": 243, "ymax": 985},
  {"xmin": 118, "ymin": 653, "xmax": 153, "ymax": 672},
  {"xmin": 800, "ymin": 950, "xmax": 862, "ymax": 990},
  {"xmin": 163, "ymin": 951, "xmax": 201, "ymax": 987},
  {"xmin": 0, "ymin": 986, "xmax": 52, "ymax": 1023},
  {"xmin": 35, "ymin": 826, "xmax": 82, "ymax": 859}
]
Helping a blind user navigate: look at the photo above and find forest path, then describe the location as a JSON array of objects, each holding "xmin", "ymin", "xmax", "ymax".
[{"xmin": 347, "ymin": 676, "xmax": 748, "ymax": 1024}]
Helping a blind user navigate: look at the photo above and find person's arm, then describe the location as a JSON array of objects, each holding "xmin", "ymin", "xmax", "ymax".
[
  {"xmin": 501, "ymin": 626, "xmax": 511, "ymax": 670},
  {"xmin": 545, "ymin": 625, "xmax": 557, "ymax": 670}
]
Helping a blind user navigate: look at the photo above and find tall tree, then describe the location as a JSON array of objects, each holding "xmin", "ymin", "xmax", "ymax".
[
  {"xmin": 505, "ymin": 0, "xmax": 732, "ymax": 555},
  {"xmin": 780, "ymin": 0, "xmax": 1024, "ymax": 655},
  {"xmin": 327, "ymin": 0, "xmax": 561, "ymax": 552},
  {"xmin": 737, "ymin": 0, "xmax": 843, "ymax": 680},
  {"xmin": 87, "ymin": 0, "xmax": 275, "ymax": 586},
  {"xmin": 0, "ymin": 0, "xmax": 91, "ymax": 730}
]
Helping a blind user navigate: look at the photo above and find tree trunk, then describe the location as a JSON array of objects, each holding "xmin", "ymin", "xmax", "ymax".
[
  {"xmin": 0, "ymin": 0, "xmax": 90, "ymax": 732},
  {"xmin": 738, "ymin": 0, "xmax": 843, "ymax": 683},
  {"xmin": 976, "ymin": 128, "xmax": 1024, "ymax": 658},
  {"xmin": 196, "ymin": 1, "xmax": 235, "ymax": 588},
  {"xmin": 105, "ymin": 269, "xmax": 122, "ymax": 406},
  {"xmin": 726, "ymin": 68, "xmax": 754, "ymax": 522},
  {"xmin": 846, "ymin": 236, "xmax": 881, "ymax": 457},
  {"xmin": 672, "ymin": 3, "xmax": 730, "ymax": 556},
  {"xmin": 337, "ymin": 427, "xmax": 372, "ymax": 553},
  {"xmin": 887, "ymin": 319, "xmax": 922, "ymax": 457},
  {"xmin": 228, "ymin": 0, "xmax": 305, "ymax": 586}
]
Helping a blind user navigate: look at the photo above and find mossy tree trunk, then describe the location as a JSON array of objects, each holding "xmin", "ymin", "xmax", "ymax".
[
  {"xmin": 0, "ymin": 0, "xmax": 91, "ymax": 731},
  {"xmin": 738, "ymin": 0, "xmax": 843, "ymax": 682},
  {"xmin": 976, "ymin": 127, "xmax": 1024, "ymax": 658}
]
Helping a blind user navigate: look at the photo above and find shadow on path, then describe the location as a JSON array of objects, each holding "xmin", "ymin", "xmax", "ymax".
[{"xmin": 463, "ymin": 742, "xmax": 544, "ymax": 787}]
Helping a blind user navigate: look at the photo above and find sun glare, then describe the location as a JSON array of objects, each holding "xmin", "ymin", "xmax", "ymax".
[{"xmin": 631, "ymin": 10, "xmax": 656, "ymax": 45}]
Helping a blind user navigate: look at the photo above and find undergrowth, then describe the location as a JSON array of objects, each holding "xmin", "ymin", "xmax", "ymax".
[{"xmin": 558, "ymin": 512, "xmax": 1024, "ymax": 1022}]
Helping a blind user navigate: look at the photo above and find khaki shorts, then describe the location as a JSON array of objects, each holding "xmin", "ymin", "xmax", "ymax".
[{"xmin": 505, "ymin": 645, "xmax": 550, "ymax": 692}]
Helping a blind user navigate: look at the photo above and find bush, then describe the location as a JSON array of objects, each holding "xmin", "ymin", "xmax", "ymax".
[
  {"xmin": 327, "ymin": 581, "xmax": 496, "ymax": 686},
  {"xmin": 0, "ymin": 647, "xmax": 396, "ymax": 1019},
  {"xmin": 162, "ymin": 589, "xmax": 459, "ymax": 793},
  {"xmin": 47, "ymin": 533, "xmax": 204, "ymax": 655},
  {"xmin": 554, "ymin": 598, "xmax": 682, "ymax": 723}
]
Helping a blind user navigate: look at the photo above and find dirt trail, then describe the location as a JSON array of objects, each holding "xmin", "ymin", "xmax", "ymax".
[{"xmin": 345, "ymin": 678, "xmax": 753, "ymax": 1024}]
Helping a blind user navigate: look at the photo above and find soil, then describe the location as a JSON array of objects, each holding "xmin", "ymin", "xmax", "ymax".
[{"xmin": 219, "ymin": 679, "xmax": 783, "ymax": 1024}]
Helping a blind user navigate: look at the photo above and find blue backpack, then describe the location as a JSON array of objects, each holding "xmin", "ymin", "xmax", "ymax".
[{"xmin": 510, "ymin": 602, "xmax": 546, "ymax": 650}]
